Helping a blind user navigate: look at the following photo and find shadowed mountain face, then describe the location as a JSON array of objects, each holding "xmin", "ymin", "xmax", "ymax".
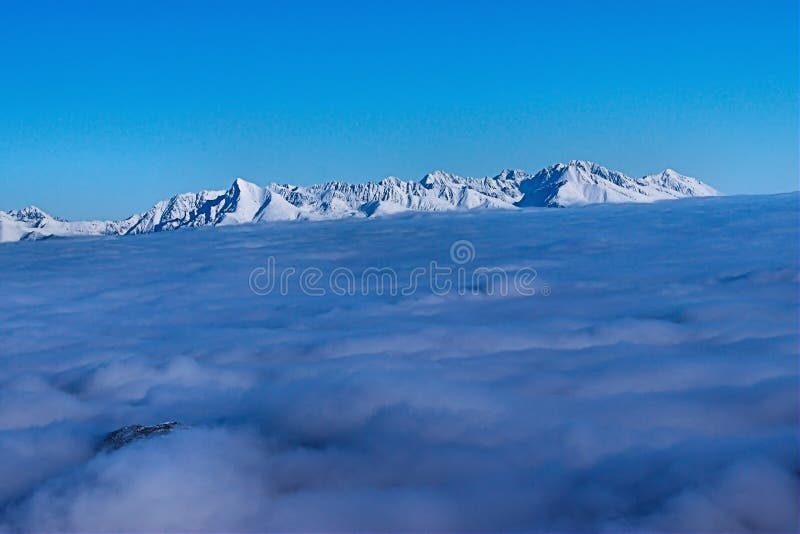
[{"xmin": 0, "ymin": 160, "xmax": 719, "ymax": 243}]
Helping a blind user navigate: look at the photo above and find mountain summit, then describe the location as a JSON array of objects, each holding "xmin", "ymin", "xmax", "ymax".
[
  {"xmin": 0, "ymin": 161, "xmax": 720, "ymax": 243},
  {"xmin": 516, "ymin": 160, "xmax": 717, "ymax": 207}
]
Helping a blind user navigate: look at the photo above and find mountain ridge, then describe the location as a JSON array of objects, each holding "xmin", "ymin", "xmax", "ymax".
[{"xmin": 0, "ymin": 160, "xmax": 720, "ymax": 243}]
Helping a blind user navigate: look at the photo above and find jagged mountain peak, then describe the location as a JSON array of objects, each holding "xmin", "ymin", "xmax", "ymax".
[
  {"xmin": 425, "ymin": 169, "xmax": 456, "ymax": 178},
  {"xmin": 643, "ymin": 168, "xmax": 684, "ymax": 183},
  {"xmin": 516, "ymin": 161, "xmax": 715, "ymax": 207},
  {"xmin": 565, "ymin": 159, "xmax": 605, "ymax": 169},
  {"xmin": 9, "ymin": 205, "xmax": 55, "ymax": 222},
  {"xmin": 494, "ymin": 169, "xmax": 531, "ymax": 181},
  {"xmin": 420, "ymin": 170, "xmax": 462, "ymax": 186},
  {"xmin": 0, "ymin": 161, "xmax": 721, "ymax": 243},
  {"xmin": 640, "ymin": 168, "xmax": 719, "ymax": 197},
  {"xmin": 552, "ymin": 160, "xmax": 624, "ymax": 178},
  {"xmin": 231, "ymin": 176, "xmax": 259, "ymax": 190}
]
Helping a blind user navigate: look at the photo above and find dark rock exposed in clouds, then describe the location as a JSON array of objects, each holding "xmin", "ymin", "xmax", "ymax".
[{"xmin": 99, "ymin": 422, "xmax": 181, "ymax": 452}]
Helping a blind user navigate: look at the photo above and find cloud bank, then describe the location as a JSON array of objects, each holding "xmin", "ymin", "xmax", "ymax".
[{"xmin": 0, "ymin": 193, "xmax": 797, "ymax": 531}]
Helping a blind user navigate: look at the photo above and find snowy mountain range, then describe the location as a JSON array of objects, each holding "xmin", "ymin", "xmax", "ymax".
[{"xmin": 0, "ymin": 160, "xmax": 719, "ymax": 243}]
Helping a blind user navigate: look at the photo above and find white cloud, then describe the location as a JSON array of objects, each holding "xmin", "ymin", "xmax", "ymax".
[{"xmin": 0, "ymin": 194, "xmax": 797, "ymax": 531}]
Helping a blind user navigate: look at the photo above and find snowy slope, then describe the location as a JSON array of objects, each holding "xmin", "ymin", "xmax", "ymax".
[
  {"xmin": 516, "ymin": 160, "xmax": 719, "ymax": 207},
  {"xmin": 0, "ymin": 160, "xmax": 720, "ymax": 243},
  {"xmin": 0, "ymin": 206, "xmax": 138, "ymax": 243}
]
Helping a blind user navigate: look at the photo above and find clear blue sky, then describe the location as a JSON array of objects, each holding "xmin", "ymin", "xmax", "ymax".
[{"xmin": 0, "ymin": 0, "xmax": 797, "ymax": 219}]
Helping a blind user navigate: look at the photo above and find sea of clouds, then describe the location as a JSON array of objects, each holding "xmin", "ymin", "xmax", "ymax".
[{"xmin": 0, "ymin": 193, "xmax": 797, "ymax": 532}]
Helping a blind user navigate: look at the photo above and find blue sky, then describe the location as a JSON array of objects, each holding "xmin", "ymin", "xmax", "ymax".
[{"xmin": 0, "ymin": 0, "xmax": 797, "ymax": 219}]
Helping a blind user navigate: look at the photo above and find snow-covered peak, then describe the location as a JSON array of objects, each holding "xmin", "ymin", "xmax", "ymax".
[
  {"xmin": 228, "ymin": 177, "xmax": 267, "ymax": 202},
  {"xmin": 8, "ymin": 205, "xmax": 55, "ymax": 223},
  {"xmin": 639, "ymin": 169, "xmax": 720, "ymax": 197},
  {"xmin": 517, "ymin": 161, "xmax": 718, "ymax": 207},
  {"xmin": 559, "ymin": 160, "xmax": 626, "ymax": 181},
  {"xmin": 565, "ymin": 159, "xmax": 605, "ymax": 169},
  {"xmin": 379, "ymin": 176, "xmax": 403, "ymax": 185},
  {"xmin": 494, "ymin": 169, "xmax": 531, "ymax": 182},
  {"xmin": 0, "ymin": 160, "xmax": 722, "ymax": 243},
  {"xmin": 214, "ymin": 178, "xmax": 270, "ymax": 225},
  {"xmin": 231, "ymin": 177, "xmax": 258, "ymax": 191},
  {"xmin": 420, "ymin": 170, "xmax": 463, "ymax": 188}
]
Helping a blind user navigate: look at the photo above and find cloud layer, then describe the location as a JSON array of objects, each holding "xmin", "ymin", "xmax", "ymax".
[{"xmin": 0, "ymin": 194, "xmax": 797, "ymax": 531}]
